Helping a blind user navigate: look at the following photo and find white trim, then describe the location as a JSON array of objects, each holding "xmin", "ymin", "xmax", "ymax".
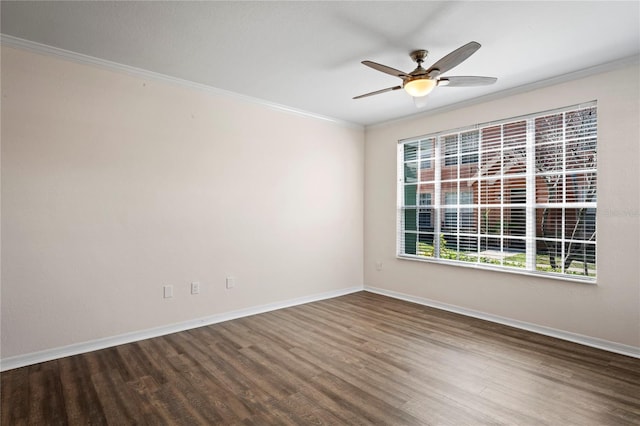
[
  {"xmin": 3, "ymin": 284, "xmax": 637, "ymax": 370},
  {"xmin": 396, "ymin": 254, "xmax": 596, "ymax": 284},
  {"xmin": 0, "ymin": 34, "xmax": 361, "ymax": 130},
  {"xmin": 525, "ymin": 118, "xmax": 537, "ymax": 270},
  {"xmin": 364, "ymin": 286, "xmax": 640, "ymax": 359},
  {"xmin": 0, "ymin": 286, "xmax": 362, "ymax": 371},
  {"xmin": 398, "ymin": 103, "xmax": 598, "ymax": 282}
]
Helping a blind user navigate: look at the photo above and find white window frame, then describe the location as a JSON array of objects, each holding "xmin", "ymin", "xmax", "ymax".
[{"xmin": 397, "ymin": 102, "xmax": 597, "ymax": 283}]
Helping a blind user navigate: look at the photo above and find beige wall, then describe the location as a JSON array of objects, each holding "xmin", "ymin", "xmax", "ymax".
[
  {"xmin": 1, "ymin": 47, "xmax": 364, "ymax": 358},
  {"xmin": 2, "ymin": 44, "xmax": 638, "ymax": 361},
  {"xmin": 364, "ymin": 63, "xmax": 640, "ymax": 348}
]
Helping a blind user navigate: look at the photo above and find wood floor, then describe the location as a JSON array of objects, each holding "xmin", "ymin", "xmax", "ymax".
[{"xmin": 2, "ymin": 292, "xmax": 640, "ymax": 425}]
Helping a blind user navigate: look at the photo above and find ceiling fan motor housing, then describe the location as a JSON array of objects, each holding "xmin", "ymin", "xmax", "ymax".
[{"xmin": 410, "ymin": 49, "xmax": 428, "ymax": 63}]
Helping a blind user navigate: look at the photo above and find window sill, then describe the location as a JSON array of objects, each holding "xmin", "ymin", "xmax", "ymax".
[{"xmin": 396, "ymin": 254, "xmax": 597, "ymax": 285}]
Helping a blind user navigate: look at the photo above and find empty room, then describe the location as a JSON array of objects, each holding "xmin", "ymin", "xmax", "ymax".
[{"xmin": 1, "ymin": 1, "xmax": 639, "ymax": 425}]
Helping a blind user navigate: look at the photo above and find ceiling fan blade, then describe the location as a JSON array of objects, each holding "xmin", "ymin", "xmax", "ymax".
[
  {"xmin": 438, "ymin": 76, "xmax": 497, "ymax": 87},
  {"xmin": 426, "ymin": 41, "xmax": 481, "ymax": 76},
  {"xmin": 362, "ymin": 61, "xmax": 408, "ymax": 79},
  {"xmin": 353, "ymin": 85, "xmax": 403, "ymax": 99}
]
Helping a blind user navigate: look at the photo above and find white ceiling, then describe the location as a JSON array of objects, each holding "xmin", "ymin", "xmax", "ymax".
[{"xmin": 2, "ymin": 1, "xmax": 639, "ymax": 126}]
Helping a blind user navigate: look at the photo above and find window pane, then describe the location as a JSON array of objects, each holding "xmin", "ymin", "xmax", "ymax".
[
  {"xmin": 444, "ymin": 135, "xmax": 458, "ymax": 166},
  {"xmin": 418, "ymin": 233, "xmax": 435, "ymax": 257},
  {"xmin": 506, "ymin": 187, "xmax": 525, "ymax": 250},
  {"xmin": 566, "ymin": 174, "xmax": 594, "ymax": 202},
  {"xmin": 461, "ymin": 131, "xmax": 479, "ymax": 164},
  {"xmin": 503, "ymin": 146, "xmax": 526, "ymax": 175},
  {"xmin": 460, "ymin": 209, "xmax": 475, "ymax": 231},
  {"xmin": 404, "ymin": 233, "xmax": 417, "ymax": 255},
  {"xmin": 441, "ymin": 191, "xmax": 475, "ymax": 232},
  {"xmin": 404, "ymin": 184, "xmax": 417, "ymax": 206},
  {"xmin": 480, "ymin": 149, "xmax": 502, "ymax": 173},
  {"xmin": 441, "ymin": 163, "xmax": 459, "ymax": 181},
  {"xmin": 404, "ymin": 208, "xmax": 417, "ymax": 231},
  {"xmin": 420, "ymin": 138, "xmax": 434, "ymax": 169},
  {"xmin": 537, "ymin": 207, "xmax": 563, "ymax": 239},
  {"xmin": 566, "ymin": 107, "xmax": 597, "ymax": 140},
  {"xmin": 481, "ymin": 125, "xmax": 502, "ymax": 152},
  {"xmin": 444, "ymin": 210, "xmax": 457, "ymax": 228},
  {"xmin": 480, "ymin": 207, "xmax": 500, "ymax": 235},
  {"xmin": 535, "ymin": 113, "xmax": 563, "ymax": 144},
  {"xmin": 479, "ymin": 179, "xmax": 502, "ymax": 204},
  {"xmin": 440, "ymin": 233, "xmax": 458, "ymax": 259},
  {"xmin": 460, "ymin": 192, "xmax": 475, "ymax": 231},
  {"xmin": 567, "ymin": 243, "xmax": 596, "ymax": 277},
  {"xmin": 459, "ymin": 235, "xmax": 477, "ymax": 255},
  {"xmin": 504, "ymin": 121, "xmax": 526, "ymax": 148},
  {"xmin": 404, "ymin": 162, "xmax": 418, "ymax": 183},
  {"xmin": 418, "ymin": 208, "xmax": 433, "ymax": 231},
  {"xmin": 538, "ymin": 173, "xmax": 563, "ymax": 203},
  {"xmin": 535, "ymin": 140, "xmax": 563, "ymax": 173},
  {"xmin": 564, "ymin": 207, "xmax": 596, "ymax": 243},
  {"xmin": 535, "ymin": 239, "xmax": 563, "ymax": 274},
  {"xmin": 443, "ymin": 192, "xmax": 458, "ymax": 229},
  {"xmin": 566, "ymin": 138, "xmax": 597, "ymax": 170},
  {"xmin": 404, "ymin": 142, "xmax": 418, "ymax": 161}
]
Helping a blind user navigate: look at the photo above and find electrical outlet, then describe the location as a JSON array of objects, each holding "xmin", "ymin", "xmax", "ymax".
[
  {"xmin": 191, "ymin": 281, "xmax": 200, "ymax": 295},
  {"xmin": 163, "ymin": 285, "xmax": 173, "ymax": 298},
  {"xmin": 226, "ymin": 277, "xmax": 236, "ymax": 289},
  {"xmin": 375, "ymin": 261, "xmax": 383, "ymax": 271}
]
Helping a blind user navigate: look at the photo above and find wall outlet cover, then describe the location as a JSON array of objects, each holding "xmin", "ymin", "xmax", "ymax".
[
  {"xmin": 163, "ymin": 285, "xmax": 173, "ymax": 298},
  {"xmin": 226, "ymin": 277, "xmax": 236, "ymax": 289}
]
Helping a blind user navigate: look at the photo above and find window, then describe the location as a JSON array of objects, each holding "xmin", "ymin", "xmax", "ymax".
[{"xmin": 399, "ymin": 102, "xmax": 597, "ymax": 281}]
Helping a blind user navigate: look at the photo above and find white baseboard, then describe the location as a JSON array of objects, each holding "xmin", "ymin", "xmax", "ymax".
[
  {"xmin": 364, "ymin": 286, "xmax": 640, "ymax": 359},
  {"xmin": 0, "ymin": 286, "xmax": 363, "ymax": 371},
  {"xmin": 4, "ymin": 284, "xmax": 637, "ymax": 371}
]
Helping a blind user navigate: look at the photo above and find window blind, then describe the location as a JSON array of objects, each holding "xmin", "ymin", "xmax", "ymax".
[{"xmin": 398, "ymin": 102, "xmax": 597, "ymax": 281}]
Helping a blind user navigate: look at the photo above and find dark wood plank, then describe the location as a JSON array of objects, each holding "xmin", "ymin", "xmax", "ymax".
[
  {"xmin": 57, "ymin": 355, "xmax": 108, "ymax": 425},
  {"xmin": 27, "ymin": 362, "xmax": 68, "ymax": 425},
  {"xmin": 2, "ymin": 291, "xmax": 640, "ymax": 425},
  {"xmin": 1, "ymin": 365, "xmax": 30, "ymax": 426}
]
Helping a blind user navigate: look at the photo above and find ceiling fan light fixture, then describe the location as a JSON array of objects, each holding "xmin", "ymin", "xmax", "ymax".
[
  {"xmin": 404, "ymin": 78, "xmax": 436, "ymax": 97},
  {"xmin": 354, "ymin": 41, "xmax": 496, "ymax": 101}
]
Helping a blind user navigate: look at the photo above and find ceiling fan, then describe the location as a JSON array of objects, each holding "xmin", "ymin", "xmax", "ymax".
[{"xmin": 353, "ymin": 41, "xmax": 497, "ymax": 105}]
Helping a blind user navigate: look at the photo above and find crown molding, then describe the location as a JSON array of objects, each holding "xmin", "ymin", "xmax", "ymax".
[
  {"xmin": 370, "ymin": 54, "xmax": 640, "ymax": 129},
  {"xmin": 1, "ymin": 34, "xmax": 362, "ymax": 130}
]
